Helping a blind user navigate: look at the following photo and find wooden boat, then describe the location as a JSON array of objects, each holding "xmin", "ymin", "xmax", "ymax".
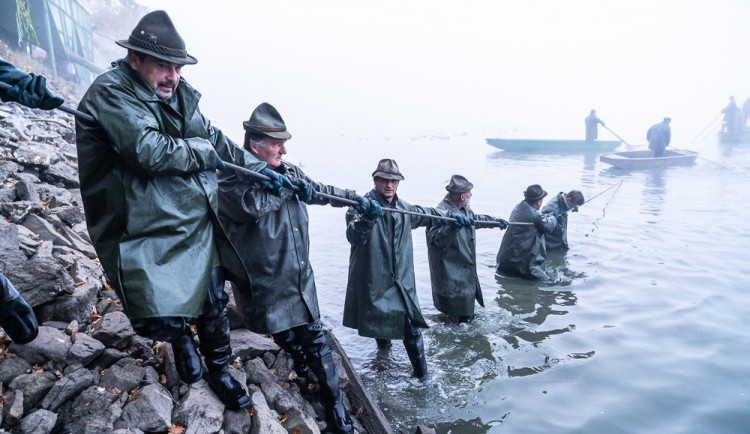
[
  {"xmin": 717, "ymin": 128, "xmax": 750, "ymax": 143},
  {"xmin": 486, "ymin": 138, "xmax": 621, "ymax": 152},
  {"xmin": 599, "ymin": 149, "xmax": 698, "ymax": 169}
]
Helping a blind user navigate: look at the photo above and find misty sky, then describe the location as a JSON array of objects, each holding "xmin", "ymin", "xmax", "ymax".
[{"xmin": 135, "ymin": 0, "xmax": 750, "ymax": 145}]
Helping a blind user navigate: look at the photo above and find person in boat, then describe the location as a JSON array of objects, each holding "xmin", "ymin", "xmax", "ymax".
[
  {"xmin": 541, "ymin": 190, "xmax": 585, "ymax": 252},
  {"xmin": 647, "ymin": 117, "xmax": 671, "ymax": 157},
  {"xmin": 217, "ymin": 103, "xmax": 378, "ymax": 434},
  {"xmin": 74, "ymin": 10, "xmax": 286, "ymax": 410},
  {"xmin": 742, "ymin": 97, "xmax": 750, "ymax": 128},
  {"xmin": 584, "ymin": 109, "xmax": 605, "ymax": 141},
  {"xmin": 343, "ymin": 159, "xmax": 472, "ymax": 378},
  {"xmin": 496, "ymin": 184, "xmax": 561, "ymax": 280},
  {"xmin": 0, "ymin": 57, "xmax": 65, "ymax": 345},
  {"xmin": 722, "ymin": 96, "xmax": 741, "ymax": 136},
  {"xmin": 426, "ymin": 175, "xmax": 508, "ymax": 323}
]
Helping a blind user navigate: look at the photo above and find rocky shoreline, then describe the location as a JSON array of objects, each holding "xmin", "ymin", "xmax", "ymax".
[{"xmin": 0, "ymin": 94, "xmax": 377, "ymax": 433}]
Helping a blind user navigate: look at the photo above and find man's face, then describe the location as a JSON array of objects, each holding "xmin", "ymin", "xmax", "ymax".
[
  {"xmin": 458, "ymin": 190, "xmax": 472, "ymax": 207},
  {"xmin": 374, "ymin": 177, "xmax": 399, "ymax": 202},
  {"xmin": 250, "ymin": 138, "xmax": 287, "ymax": 169},
  {"xmin": 129, "ymin": 53, "xmax": 182, "ymax": 100}
]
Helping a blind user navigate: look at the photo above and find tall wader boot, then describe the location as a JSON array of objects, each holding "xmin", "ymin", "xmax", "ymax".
[
  {"xmin": 197, "ymin": 267, "xmax": 251, "ymax": 410},
  {"xmin": 131, "ymin": 317, "xmax": 203, "ymax": 384},
  {"xmin": 402, "ymin": 316, "xmax": 428, "ymax": 379},
  {"xmin": 272, "ymin": 328, "xmax": 310, "ymax": 377},
  {"xmin": 299, "ymin": 320, "xmax": 353, "ymax": 434},
  {"xmin": 0, "ymin": 273, "xmax": 38, "ymax": 344}
]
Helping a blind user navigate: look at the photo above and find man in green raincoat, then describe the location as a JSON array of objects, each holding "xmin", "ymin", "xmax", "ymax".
[
  {"xmin": 541, "ymin": 190, "xmax": 585, "ymax": 251},
  {"xmin": 426, "ymin": 175, "xmax": 508, "ymax": 323},
  {"xmin": 343, "ymin": 159, "xmax": 472, "ymax": 378},
  {"xmin": 496, "ymin": 185, "xmax": 561, "ymax": 280},
  {"xmin": 75, "ymin": 11, "xmax": 287, "ymax": 410},
  {"xmin": 218, "ymin": 102, "xmax": 379, "ymax": 433}
]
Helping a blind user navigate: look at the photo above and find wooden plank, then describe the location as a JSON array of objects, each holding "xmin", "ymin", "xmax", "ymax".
[{"xmin": 325, "ymin": 329, "xmax": 393, "ymax": 434}]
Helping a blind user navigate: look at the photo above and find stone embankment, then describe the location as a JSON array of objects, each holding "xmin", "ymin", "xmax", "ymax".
[{"xmin": 0, "ymin": 94, "xmax": 373, "ymax": 433}]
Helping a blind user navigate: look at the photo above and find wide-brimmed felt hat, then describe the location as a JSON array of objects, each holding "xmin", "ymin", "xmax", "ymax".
[
  {"xmin": 372, "ymin": 159, "xmax": 404, "ymax": 180},
  {"xmin": 243, "ymin": 102, "xmax": 292, "ymax": 140},
  {"xmin": 116, "ymin": 10, "xmax": 197, "ymax": 65},
  {"xmin": 446, "ymin": 174, "xmax": 473, "ymax": 193},
  {"xmin": 524, "ymin": 184, "xmax": 547, "ymax": 202}
]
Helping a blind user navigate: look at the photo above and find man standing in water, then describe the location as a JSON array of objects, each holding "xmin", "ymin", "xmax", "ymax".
[
  {"xmin": 585, "ymin": 109, "xmax": 605, "ymax": 141},
  {"xmin": 217, "ymin": 102, "xmax": 379, "ymax": 433},
  {"xmin": 541, "ymin": 190, "xmax": 585, "ymax": 252},
  {"xmin": 75, "ymin": 11, "xmax": 285, "ymax": 410},
  {"xmin": 343, "ymin": 159, "xmax": 473, "ymax": 378},
  {"xmin": 647, "ymin": 117, "xmax": 671, "ymax": 157},
  {"xmin": 496, "ymin": 184, "xmax": 560, "ymax": 280},
  {"xmin": 426, "ymin": 175, "xmax": 508, "ymax": 323}
]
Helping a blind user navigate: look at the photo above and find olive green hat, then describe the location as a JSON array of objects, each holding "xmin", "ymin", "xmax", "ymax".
[
  {"xmin": 523, "ymin": 184, "xmax": 547, "ymax": 202},
  {"xmin": 116, "ymin": 10, "xmax": 197, "ymax": 65},
  {"xmin": 372, "ymin": 159, "xmax": 404, "ymax": 180},
  {"xmin": 446, "ymin": 174, "xmax": 473, "ymax": 193},
  {"xmin": 243, "ymin": 102, "xmax": 292, "ymax": 140}
]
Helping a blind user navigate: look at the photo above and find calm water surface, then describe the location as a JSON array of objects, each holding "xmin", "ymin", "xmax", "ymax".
[{"xmin": 292, "ymin": 130, "xmax": 750, "ymax": 433}]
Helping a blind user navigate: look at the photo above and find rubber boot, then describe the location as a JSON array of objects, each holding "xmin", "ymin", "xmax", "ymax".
[
  {"xmin": 307, "ymin": 351, "xmax": 353, "ymax": 434},
  {"xmin": 0, "ymin": 273, "xmax": 38, "ymax": 344},
  {"xmin": 403, "ymin": 317, "xmax": 428, "ymax": 379},
  {"xmin": 197, "ymin": 311, "xmax": 251, "ymax": 410},
  {"xmin": 131, "ymin": 317, "xmax": 203, "ymax": 384},
  {"xmin": 273, "ymin": 329, "xmax": 309, "ymax": 377},
  {"xmin": 375, "ymin": 338, "xmax": 392, "ymax": 350}
]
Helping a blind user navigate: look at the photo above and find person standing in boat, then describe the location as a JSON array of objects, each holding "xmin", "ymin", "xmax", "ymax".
[
  {"xmin": 217, "ymin": 102, "xmax": 379, "ymax": 434},
  {"xmin": 585, "ymin": 109, "xmax": 605, "ymax": 141},
  {"xmin": 721, "ymin": 96, "xmax": 741, "ymax": 136},
  {"xmin": 541, "ymin": 190, "xmax": 585, "ymax": 252},
  {"xmin": 426, "ymin": 175, "xmax": 508, "ymax": 323},
  {"xmin": 647, "ymin": 117, "xmax": 671, "ymax": 157},
  {"xmin": 343, "ymin": 159, "xmax": 473, "ymax": 379},
  {"xmin": 742, "ymin": 97, "xmax": 750, "ymax": 128},
  {"xmin": 496, "ymin": 184, "xmax": 561, "ymax": 280}
]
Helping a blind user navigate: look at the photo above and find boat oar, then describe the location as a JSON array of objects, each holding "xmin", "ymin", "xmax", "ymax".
[
  {"xmin": 0, "ymin": 81, "xmax": 95, "ymax": 123},
  {"xmin": 601, "ymin": 125, "xmax": 636, "ymax": 148}
]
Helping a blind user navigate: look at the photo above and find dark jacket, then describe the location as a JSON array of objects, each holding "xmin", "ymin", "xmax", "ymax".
[
  {"xmin": 541, "ymin": 192, "xmax": 570, "ymax": 251},
  {"xmin": 426, "ymin": 194, "xmax": 495, "ymax": 316},
  {"xmin": 76, "ymin": 58, "xmax": 264, "ymax": 319},
  {"xmin": 647, "ymin": 122, "xmax": 671, "ymax": 152},
  {"xmin": 217, "ymin": 161, "xmax": 356, "ymax": 335},
  {"xmin": 496, "ymin": 200, "xmax": 557, "ymax": 280},
  {"xmin": 343, "ymin": 189, "xmax": 445, "ymax": 339},
  {"xmin": 585, "ymin": 113, "xmax": 603, "ymax": 141}
]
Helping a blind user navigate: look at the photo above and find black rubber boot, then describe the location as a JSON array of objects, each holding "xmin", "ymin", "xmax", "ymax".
[
  {"xmin": 375, "ymin": 338, "xmax": 392, "ymax": 350},
  {"xmin": 198, "ymin": 311, "xmax": 251, "ymax": 410},
  {"xmin": 0, "ymin": 273, "xmax": 38, "ymax": 344},
  {"xmin": 403, "ymin": 317, "xmax": 428, "ymax": 379},
  {"xmin": 131, "ymin": 316, "xmax": 203, "ymax": 384},
  {"xmin": 272, "ymin": 329, "xmax": 309, "ymax": 377}
]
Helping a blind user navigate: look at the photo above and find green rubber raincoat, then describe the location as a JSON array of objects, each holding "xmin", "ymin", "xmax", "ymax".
[
  {"xmin": 217, "ymin": 161, "xmax": 357, "ymax": 335},
  {"xmin": 496, "ymin": 200, "xmax": 558, "ymax": 280},
  {"xmin": 541, "ymin": 192, "xmax": 571, "ymax": 251},
  {"xmin": 426, "ymin": 194, "xmax": 496, "ymax": 316},
  {"xmin": 343, "ymin": 189, "xmax": 446, "ymax": 339},
  {"xmin": 76, "ymin": 58, "xmax": 264, "ymax": 319}
]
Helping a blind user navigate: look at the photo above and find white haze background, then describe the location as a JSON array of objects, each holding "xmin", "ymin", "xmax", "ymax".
[{"xmin": 134, "ymin": 0, "xmax": 749, "ymax": 148}]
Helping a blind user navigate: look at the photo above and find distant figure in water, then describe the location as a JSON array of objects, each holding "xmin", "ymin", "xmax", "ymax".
[
  {"xmin": 541, "ymin": 190, "xmax": 585, "ymax": 252},
  {"xmin": 585, "ymin": 109, "xmax": 605, "ymax": 141},
  {"xmin": 722, "ymin": 96, "xmax": 741, "ymax": 136},
  {"xmin": 496, "ymin": 184, "xmax": 561, "ymax": 280},
  {"xmin": 647, "ymin": 117, "xmax": 671, "ymax": 157},
  {"xmin": 743, "ymin": 97, "xmax": 750, "ymax": 128}
]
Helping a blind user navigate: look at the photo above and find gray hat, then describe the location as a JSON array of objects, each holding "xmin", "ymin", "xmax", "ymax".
[
  {"xmin": 446, "ymin": 174, "xmax": 473, "ymax": 193},
  {"xmin": 116, "ymin": 11, "xmax": 197, "ymax": 65},
  {"xmin": 243, "ymin": 102, "xmax": 292, "ymax": 140},
  {"xmin": 372, "ymin": 159, "xmax": 405, "ymax": 180},
  {"xmin": 523, "ymin": 184, "xmax": 547, "ymax": 202}
]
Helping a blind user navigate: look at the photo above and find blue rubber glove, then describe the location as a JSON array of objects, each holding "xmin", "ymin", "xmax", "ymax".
[
  {"xmin": 351, "ymin": 193, "xmax": 370, "ymax": 215},
  {"xmin": 260, "ymin": 168, "xmax": 293, "ymax": 193},
  {"xmin": 292, "ymin": 177, "xmax": 317, "ymax": 203},
  {"xmin": 571, "ymin": 206, "xmax": 579, "ymax": 213},
  {"xmin": 495, "ymin": 218, "xmax": 509, "ymax": 229},
  {"xmin": 451, "ymin": 213, "xmax": 474, "ymax": 228},
  {"xmin": 206, "ymin": 154, "xmax": 226, "ymax": 171},
  {"xmin": 362, "ymin": 198, "xmax": 382, "ymax": 220},
  {"xmin": 2, "ymin": 73, "xmax": 63, "ymax": 110}
]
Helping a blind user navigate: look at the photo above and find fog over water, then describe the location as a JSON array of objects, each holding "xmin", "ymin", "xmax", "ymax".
[{"xmin": 123, "ymin": 2, "xmax": 750, "ymax": 432}]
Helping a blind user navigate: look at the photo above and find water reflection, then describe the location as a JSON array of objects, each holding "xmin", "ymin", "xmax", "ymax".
[{"xmin": 642, "ymin": 169, "xmax": 666, "ymax": 217}]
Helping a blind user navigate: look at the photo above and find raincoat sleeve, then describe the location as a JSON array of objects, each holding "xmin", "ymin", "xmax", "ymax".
[
  {"xmin": 474, "ymin": 213, "xmax": 498, "ymax": 229},
  {"xmin": 407, "ymin": 204, "xmax": 448, "ymax": 229},
  {"xmin": 0, "ymin": 58, "xmax": 27, "ymax": 94},
  {"xmin": 533, "ymin": 211, "xmax": 558, "ymax": 234},
  {"xmin": 294, "ymin": 170, "xmax": 358, "ymax": 208},
  {"xmin": 346, "ymin": 207, "xmax": 377, "ymax": 245},
  {"xmin": 79, "ymin": 81, "xmax": 222, "ymax": 176},
  {"xmin": 426, "ymin": 222, "xmax": 458, "ymax": 250},
  {"xmin": 217, "ymin": 172, "xmax": 294, "ymax": 221}
]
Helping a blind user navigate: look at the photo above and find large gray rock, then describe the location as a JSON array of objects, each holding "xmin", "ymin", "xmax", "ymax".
[
  {"xmin": 14, "ymin": 180, "xmax": 40, "ymax": 204},
  {"xmin": 248, "ymin": 384, "xmax": 286, "ymax": 434},
  {"xmin": 3, "ymin": 389, "xmax": 25, "ymax": 427},
  {"xmin": 4, "ymin": 241, "xmax": 75, "ymax": 307},
  {"xmin": 1, "ymin": 200, "xmax": 44, "ymax": 224},
  {"xmin": 244, "ymin": 357, "xmax": 277, "ymax": 386},
  {"xmin": 91, "ymin": 312, "xmax": 135, "ymax": 350},
  {"xmin": 229, "ymin": 329, "xmax": 280, "ymax": 360},
  {"xmin": 9, "ymin": 326, "xmax": 71, "ymax": 365},
  {"xmin": 99, "ymin": 358, "xmax": 148, "ymax": 393},
  {"xmin": 12, "ymin": 145, "xmax": 53, "ymax": 169},
  {"xmin": 42, "ymin": 161, "xmax": 79, "ymax": 188},
  {"xmin": 282, "ymin": 406, "xmax": 321, "ymax": 434},
  {"xmin": 15, "ymin": 408, "xmax": 57, "ymax": 434},
  {"xmin": 0, "ymin": 355, "xmax": 33, "ymax": 384},
  {"xmin": 66, "ymin": 332, "xmax": 105, "ymax": 367},
  {"xmin": 172, "ymin": 380, "xmax": 225, "ymax": 434},
  {"xmin": 59, "ymin": 225, "xmax": 97, "ymax": 258},
  {"xmin": 8, "ymin": 371, "xmax": 58, "ymax": 412},
  {"xmin": 56, "ymin": 385, "xmax": 123, "ymax": 434},
  {"xmin": 23, "ymin": 214, "xmax": 72, "ymax": 247},
  {"xmin": 116, "ymin": 383, "xmax": 172, "ymax": 433},
  {"xmin": 222, "ymin": 408, "xmax": 252, "ymax": 434},
  {"xmin": 49, "ymin": 205, "xmax": 84, "ymax": 226},
  {"xmin": 41, "ymin": 367, "xmax": 96, "ymax": 411}
]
